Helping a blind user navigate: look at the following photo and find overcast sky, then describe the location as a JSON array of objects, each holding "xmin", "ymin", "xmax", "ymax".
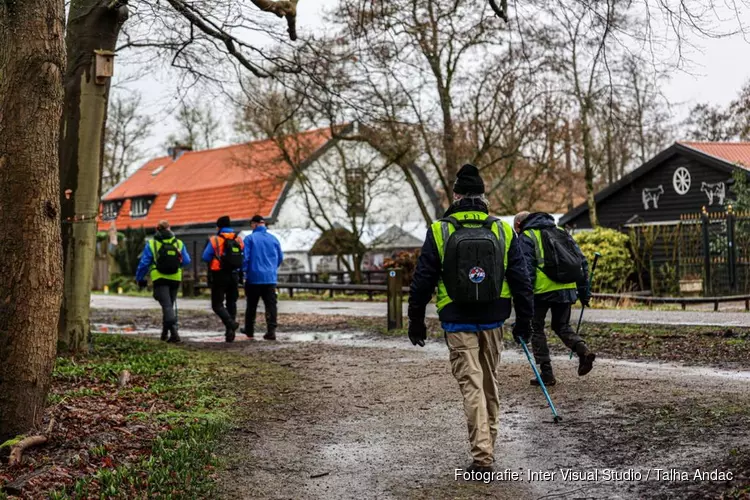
[{"xmin": 114, "ymin": 1, "xmax": 750, "ymax": 163}]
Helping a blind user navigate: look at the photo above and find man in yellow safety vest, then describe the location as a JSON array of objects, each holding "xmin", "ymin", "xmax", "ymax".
[
  {"xmin": 514, "ymin": 211, "xmax": 596, "ymax": 386},
  {"xmin": 136, "ymin": 220, "xmax": 191, "ymax": 342},
  {"xmin": 408, "ymin": 164, "xmax": 534, "ymax": 474}
]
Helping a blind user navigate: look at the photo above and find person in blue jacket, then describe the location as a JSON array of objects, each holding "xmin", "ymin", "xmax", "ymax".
[
  {"xmin": 241, "ymin": 215, "xmax": 284, "ymax": 340},
  {"xmin": 136, "ymin": 220, "xmax": 191, "ymax": 342}
]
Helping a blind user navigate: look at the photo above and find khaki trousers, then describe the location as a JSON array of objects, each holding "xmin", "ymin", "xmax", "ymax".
[{"xmin": 446, "ymin": 328, "xmax": 503, "ymax": 467}]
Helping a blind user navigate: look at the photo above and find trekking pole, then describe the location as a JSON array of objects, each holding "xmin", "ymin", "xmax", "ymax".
[
  {"xmin": 519, "ymin": 339, "xmax": 562, "ymax": 424},
  {"xmin": 570, "ymin": 252, "xmax": 601, "ymax": 359}
]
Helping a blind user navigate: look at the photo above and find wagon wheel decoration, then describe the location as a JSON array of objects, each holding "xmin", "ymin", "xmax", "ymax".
[{"xmin": 673, "ymin": 167, "xmax": 691, "ymax": 195}]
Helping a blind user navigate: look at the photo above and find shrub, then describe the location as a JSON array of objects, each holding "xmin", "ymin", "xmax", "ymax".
[
  {"xmin": 383, "ymin": 249, "xmax": 420, "ymax": 286},
  {"xmin": 108, "ymin": 274, "xmax": 137, "ymax": 293},
  {"xmin": 574, "ymin": 228, "xmax": 633, "ymax": 293},
  {"xmin": 115, "ymin": 227, "xmax": 147, "ymax": 277}
]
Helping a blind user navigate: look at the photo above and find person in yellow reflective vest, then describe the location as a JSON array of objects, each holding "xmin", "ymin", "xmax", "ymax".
[
  {"xmin": 514, "ymin": 211, "xmax": 596, "ymax": 386},
  {"xmin": 136, "ymin": 220, "xmax": 192, "ymax": 342},
  {"xmin": 409, "ymin": 164, "xmax": 534, "ymax": 474}
]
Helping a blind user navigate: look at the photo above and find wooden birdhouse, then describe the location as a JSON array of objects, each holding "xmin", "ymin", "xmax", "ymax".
[{"xmin": 94, "ymin": 50, "xmax": 115, "ymax": 85}]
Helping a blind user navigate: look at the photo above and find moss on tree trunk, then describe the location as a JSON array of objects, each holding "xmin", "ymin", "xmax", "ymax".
[{"xmin": 58, "ymin": 0, "xmax": 126, "ymax": 354}]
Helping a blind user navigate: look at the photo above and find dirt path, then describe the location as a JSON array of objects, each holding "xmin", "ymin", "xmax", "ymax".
[{"xmin": 209, "ymin": 336, "xmax": 750, "ymax": 500}]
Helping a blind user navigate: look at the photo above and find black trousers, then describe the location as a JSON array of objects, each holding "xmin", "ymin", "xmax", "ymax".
[
  {"xmin": 210, "ymin": 272, "xmax": 239, "ymax": 328},
  {"xmin": 530, "ymin": 300, "xmax": 583, "ymax": 366},
  {"xmin": 244, "ymin": 284, "xmax": 278, "ymax": 334},
  {"xmin": 153, "ymin": 280, "xmax": 180, "ymax": 330}
]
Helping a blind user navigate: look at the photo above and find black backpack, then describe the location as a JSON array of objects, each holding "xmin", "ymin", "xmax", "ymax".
[
  {"xmin": 219, "ymin": 235, "xmax": 243, "ymax": 271},
  {"xmin": 440, "ymin": 216, "xmax": 505, "ymax": 304},
  {"xmin": 154, "ymin": 239, "xmax": 182, "ymax": 275},
  {"xmin": 537, "ymin": 227, "xmax": 584, "ymax": 283}
]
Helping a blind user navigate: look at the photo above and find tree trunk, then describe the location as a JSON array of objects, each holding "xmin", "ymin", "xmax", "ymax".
[
  {"xmin": 580, "ymin": 101, "xmax": 599, "ymax": 227},
  {"xmin": 606, "ymin": 118, "xmax": 614, "ymax": 185},
  {"xmin": 437, "ymin": 84, "xmax": 457, "ymax": 200},
  {"xmin": 58, "ymin": 0, "xmax": 126, "ymax": 354},
  {"xmin": 0, "ymin": 0, "xmax": 66, "ymax": 440},
  {"xmin": 564, "ymin": 120, "xmax": 574, "ymax": 211}
]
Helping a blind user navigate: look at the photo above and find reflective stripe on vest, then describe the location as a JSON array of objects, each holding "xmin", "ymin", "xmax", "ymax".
[
  {"xmin": 431, "ymin": 211, "xmax": 513, "ymax": 312},
  {"xmin": 149, "ymin": 238, "xmax": 184, "ymax": 282},
  {"xmin": 524, "ymin": 228, "xmax": 576, "ymax": 294}
]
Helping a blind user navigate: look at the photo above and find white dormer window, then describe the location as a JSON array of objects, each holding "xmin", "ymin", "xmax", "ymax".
[
  {"xmin": 152, "ymin": 165, "xmax": 165, "ymax": 176},
  {"xmin": 165, "ymin": 194, "xmax": 177, "ymax": 210},
  {"xmin": 130, "ymin": 197, "xmax": 151, "ymax": 218}
]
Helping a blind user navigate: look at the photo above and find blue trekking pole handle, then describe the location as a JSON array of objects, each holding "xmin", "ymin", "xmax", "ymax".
[
  {"xmin": 520, "ymin": 339, "xmax": 561, "ymax": 423},
  {"xmin": 570, "ymin": 252, "xmax": 601, "ymax": 359}
]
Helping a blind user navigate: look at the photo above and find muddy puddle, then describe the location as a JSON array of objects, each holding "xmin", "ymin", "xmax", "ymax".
[{"xmin": 93, "ymin": 323, "xmax": 367, "ymax": 344}]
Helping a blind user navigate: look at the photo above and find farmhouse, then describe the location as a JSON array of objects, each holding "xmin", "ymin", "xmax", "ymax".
[
  {"xmin": 560, "ymin": 142, "xmax": 750, "ymax": 228},
  {"xmin": 98, "ymin": 124, "xmax": 442, "ymax": 274}
]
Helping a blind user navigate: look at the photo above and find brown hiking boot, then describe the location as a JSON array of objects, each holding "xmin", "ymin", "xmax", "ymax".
[
  {"xmin": 530, "ymin": 363, "xmax": 556, "ymax": 386},
  {"xmin": 575, "ymin": 342, "xmax": 596, "ymax": 376},
  {"xmin": 465, "ymin": 462, "xmax": 494, "ymax": 475}
]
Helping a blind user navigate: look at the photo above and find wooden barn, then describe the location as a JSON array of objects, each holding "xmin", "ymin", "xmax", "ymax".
[
  {"xmin": 561, "ymin": 142, "xmax": 750, "ymax": 229},
  {"xmin": 561, "ymin": 142, "xmax": 750, "ymax": 296}
]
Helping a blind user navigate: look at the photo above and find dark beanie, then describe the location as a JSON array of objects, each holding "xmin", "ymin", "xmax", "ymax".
[
  {"xmin": 216, "ymin": 215, "xmax": 231, "ymax": 228},
  {"xmin": 453, "ymin": 164, "xmax": 485, "ymax": 195}
]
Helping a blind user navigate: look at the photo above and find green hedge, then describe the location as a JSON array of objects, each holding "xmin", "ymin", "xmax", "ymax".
[{"xmin": 574, "ymin": 228, "xmax": 633, "ymax": 293}]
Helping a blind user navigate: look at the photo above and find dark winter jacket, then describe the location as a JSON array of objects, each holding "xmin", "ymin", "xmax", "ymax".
[
  {"xmin": 408, "ymin": 198, "xmax": 534, "ymax": 325},
  {"xmin": 518, "ymin": 212, "xmax": 589, "ymax": 303}
]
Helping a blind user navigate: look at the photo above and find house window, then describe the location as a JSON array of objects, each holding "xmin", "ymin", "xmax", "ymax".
[
  {"xmin": 130, "ymin": 197, "xmax": 151, "ymax": 218},
  {"xmin": 345, "ymin": 168, "xmax": 365, "ymax": 217},
  {"xmin": 165, "ymin": 193, "xmax": 177, "ymax": 210},
  {"xmin": 102, "ymin": 201, "xmax": 119, "ymax": 220}
]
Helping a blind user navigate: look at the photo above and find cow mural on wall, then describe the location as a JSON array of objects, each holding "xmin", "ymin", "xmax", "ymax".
[
  {"xmin": 641, "ymin": 185, "xmax": 664, "ymax": 210},
  {"xmin": 701, "ymin": 181, "xmax": 726, "ymax": 206}
]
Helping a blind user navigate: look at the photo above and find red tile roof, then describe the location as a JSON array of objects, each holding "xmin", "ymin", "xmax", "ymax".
[
  {"xmin": 98, "ymin": 128, "xmax": 332, "ymax": 230},
  {"xmin": 679, "ymin": 142, "xmax": 750, "ymax": 169}
]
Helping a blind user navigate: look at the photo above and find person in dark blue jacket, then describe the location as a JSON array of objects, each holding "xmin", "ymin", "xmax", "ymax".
[
  {"xmin": 241, "ymin": 215, "xmax": 284, "ymax": 340},
  {"xmin": 408, "ymin": 164, "xmax": 534, "ymax": 473},
  {"xmin": 135, "ymin": 220, "xmax": 191, "ymax": 342},
  {"xmin": 514, "ymin": 211, "xmax": 595, "ymax": 386}
]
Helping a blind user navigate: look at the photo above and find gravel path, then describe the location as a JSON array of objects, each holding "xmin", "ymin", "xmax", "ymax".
[
  {"xmin": 92, "ymin": 294, "xmax": 750, "ymax": 326},
  {"xmin": 211, "ymin": 334, "xmax": 750, "ymax": 499}
]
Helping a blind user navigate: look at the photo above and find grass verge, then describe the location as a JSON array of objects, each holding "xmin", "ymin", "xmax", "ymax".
[{"xmin": 0, "ymin": 334, "xmax": 293, "ymax": 499}]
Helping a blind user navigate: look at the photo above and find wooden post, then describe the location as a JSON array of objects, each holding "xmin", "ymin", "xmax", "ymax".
[
  {"xmin": 702, "ymin": 210, "xmax": 711, "ymax": 296},
  {"xmin": 387, "ymin": 268, "xmax": 403, "ymax": 331},
  {"xmin": 192, "ymin": 240, "xmax": 198, "ymax": 282},
  {"xmin": 727, "ymin": 207, "xmax": 737, "ymax": 293}
]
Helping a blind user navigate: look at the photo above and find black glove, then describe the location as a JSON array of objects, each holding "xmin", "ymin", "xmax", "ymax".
[
  {"xmin": 512, "ymin": 319, "xmax": 532, "ymax": 344},
  {"xmin": 137, "ymin": 280, "xmax": 148, "ymax": 290},
  {"xmin": 578, "ymin": 288, "xmax": 591, "ymax": 307},
  {"xmin": 408, "ymin": 320, "xmax": 427, "ymax": 347}
]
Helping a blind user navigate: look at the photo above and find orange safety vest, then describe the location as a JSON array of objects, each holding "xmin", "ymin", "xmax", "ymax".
[{"xmin": 209, "ymin": 232, "xmax": 244, "ymax": 271}]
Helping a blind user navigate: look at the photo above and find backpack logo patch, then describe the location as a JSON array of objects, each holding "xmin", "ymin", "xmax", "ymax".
[{"xmin": 468, "ymin": 266, "xmax": 486, "ymax": 284}]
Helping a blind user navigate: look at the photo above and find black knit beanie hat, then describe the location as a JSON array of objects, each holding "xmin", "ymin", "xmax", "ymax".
[
  {"xmin": 453, "ymin": 164, "xmax": 485, "ymax": 195},
  {"xmin": 216, "ymin": 215, "xmax": 231, "ymax": 228}
]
